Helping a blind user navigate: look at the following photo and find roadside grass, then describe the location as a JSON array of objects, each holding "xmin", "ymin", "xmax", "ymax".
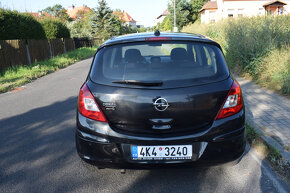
[
  {"xmin": 182, "ymin": 15, "xmax": 290, "ymax": 96},
  {"xmin": 246, "ymin": 124, "xmax": 289, "ymax": 181},
  {"xmin": 0, "ymin": 46, "xmax": 97, "ymax": 93},
  {"xmin": 255, "ymin": 47, "xmax": 290, "ymax": 95}
]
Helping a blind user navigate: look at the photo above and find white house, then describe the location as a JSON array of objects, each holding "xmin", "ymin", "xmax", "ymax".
[
  {"xmin": 200, "ymin": 0, "xmax": 289, "ymax": 24},
  {"xmin": 154, "ymin": 9, "xmax": 169, "ymax": 26},
  {"xmin": 113, "ymin": 11, "xmax": 137, "ymax": 28}
]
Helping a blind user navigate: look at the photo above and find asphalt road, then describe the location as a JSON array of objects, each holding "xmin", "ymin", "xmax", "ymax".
[{"xmin": 0, "ymin": 58, "xmax": 289, "ymax": 193}]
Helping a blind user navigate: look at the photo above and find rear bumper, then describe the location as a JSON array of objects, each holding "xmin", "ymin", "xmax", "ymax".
[{"xmin": 76, "ymin": 109, "xmax": 246, "ymax": 169}]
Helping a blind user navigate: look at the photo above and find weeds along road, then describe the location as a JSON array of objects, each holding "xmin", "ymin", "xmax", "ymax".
[{"xmin": 0, "ymin": 58, "xmax": 289, "ymax": 193}]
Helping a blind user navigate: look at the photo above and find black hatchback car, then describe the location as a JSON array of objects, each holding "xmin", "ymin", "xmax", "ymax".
[{"xmin": 76, "ymin": 31, "xmax": 246, "ymax": 169}]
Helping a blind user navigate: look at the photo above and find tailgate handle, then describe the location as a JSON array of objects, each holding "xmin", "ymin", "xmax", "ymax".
[{"xmin": 149, "ymin": 118, "xmax": 173, "ymax": 125}]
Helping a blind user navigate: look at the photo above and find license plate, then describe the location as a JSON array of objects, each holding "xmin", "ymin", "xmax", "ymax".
[{"xmin": 131, "ymin": 145, "xmax": 192, "ymax": 160}]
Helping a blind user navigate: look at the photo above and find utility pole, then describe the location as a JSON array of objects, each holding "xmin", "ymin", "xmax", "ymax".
[{"xmin": 173, "ymin": 0, "xmax": 178, "ymax": 32}]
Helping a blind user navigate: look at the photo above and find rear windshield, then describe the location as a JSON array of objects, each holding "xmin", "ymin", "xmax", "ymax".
[{"xmin": 90, "ymin": 41, "xmax": 229, "ymax": 88}]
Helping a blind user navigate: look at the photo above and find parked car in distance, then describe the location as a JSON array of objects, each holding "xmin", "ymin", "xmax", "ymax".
[{"xmin": 76, "ymin": 30, "xmax": 246, "ymax": 170}]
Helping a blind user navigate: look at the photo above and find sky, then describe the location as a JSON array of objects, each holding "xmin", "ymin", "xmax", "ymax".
[{"xmin": 0, "ymin": 0, "xmax": 170, "ymax": 27}]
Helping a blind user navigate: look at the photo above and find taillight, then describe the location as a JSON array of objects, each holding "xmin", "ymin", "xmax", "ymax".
[
  {"xmin": 145, "ymin": 37, "xmax": 172, "ymax": 41},
  {"xmin": 78, "ymin": 83, "xmax": 107, "ymax": 122},
  {"xmin": 215, "ymin": 80, "xmax": 243, "ymax": 120}
]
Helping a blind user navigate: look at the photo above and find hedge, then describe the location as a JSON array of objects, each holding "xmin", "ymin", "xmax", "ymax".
[
  {"xmin": 0, "ymin": 9, "xmax": 46, "ymax": 40},
  {"xmin": 39, "ymin": 18, "xmax": 70, "ymax": 39},
  {"xmin": 0, "ymin": 9, "xmax": 70, "ymax": 40}
]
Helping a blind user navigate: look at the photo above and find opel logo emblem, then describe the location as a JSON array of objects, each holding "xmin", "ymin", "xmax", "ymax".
[{"xmin": 153, "ymin": 98, "xmax": 169, "ymax": 112}]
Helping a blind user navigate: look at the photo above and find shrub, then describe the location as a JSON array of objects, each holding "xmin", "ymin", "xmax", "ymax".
[
  {"xmin": 66, "ymin": 19, "xmax": 92, "ymax": 39},
  {"xmin": 39, "ymin": 18, "xmax": 70, "ymax": 39},
  {"xmin": 224, "ymin": 16, "xmax": 289, "ymax": 72},
  {"xmin": 0, "ymin": 9, "xmax": 46, "ymax": 40},
  {"xmin": 257, "ymin": 47, "xmax": 290, "ymax": 94},
  {"xmin": 182, "ymin": 15, "xmax": 290, "ymax": 95}
]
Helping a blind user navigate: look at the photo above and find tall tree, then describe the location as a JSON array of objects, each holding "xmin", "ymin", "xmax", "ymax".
[
  {"xmin": 190, "ymin": 0, "xmax": 207, "ymax": 22},
  {"xmin": 91, "ymin": 0, "xmax": 118, "ymax": 42},
  {"xmin": 41, "ymin": 4, "xmax": 70, "ymax": 21},
  {"xmin": 161, "ymin": 16, "xmax": 173, "ymax": 31},
  {"xmin": 66, "ymin": 11, "xmax": 94, "ymax": 38},
  {"xmin": 112, "ymin": 9, "xmax": 137, "ymax": 35},
  {"xmin": 168, "ymin": 0, "xmax": 195, "ymax": 30}
]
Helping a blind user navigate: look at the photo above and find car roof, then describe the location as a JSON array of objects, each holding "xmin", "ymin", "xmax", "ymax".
[{"xmin": 98, "ymin": 31, "xmax": 221, "ymax": 50}]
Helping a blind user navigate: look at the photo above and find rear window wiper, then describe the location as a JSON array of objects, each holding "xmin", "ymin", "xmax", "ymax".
[{"xmin": 112, "ymin": 80, "xmax": 163, "ymax": 87}]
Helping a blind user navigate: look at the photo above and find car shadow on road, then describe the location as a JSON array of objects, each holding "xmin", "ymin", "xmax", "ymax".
[
  {"xmin": 1, "ymin": 95, "xmax": 282, "ymax": 193},
  {"xmin": 115, "ymin": 145, "xmax": 251, "ymax": 193},
  {"xmin": 0, "ymin": 96, "xmax": 89, "ymax": 192}
]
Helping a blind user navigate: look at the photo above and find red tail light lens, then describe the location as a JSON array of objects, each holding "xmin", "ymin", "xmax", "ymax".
[
  {"xmin": 145, "ymin": 37, "xmax": 172, "ymax": 41},
  {"xmin": 215, "ymin": 80, "xmax": 243, "ymax": 120},
  {"xmin": 78, "ymin": 83, "xmax": 107, "ymax": 122}
]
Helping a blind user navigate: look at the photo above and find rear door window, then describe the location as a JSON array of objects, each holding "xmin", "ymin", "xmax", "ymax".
[{"xmin": 90, "ymin": 41, "xmax": 229, "ymax": 88}]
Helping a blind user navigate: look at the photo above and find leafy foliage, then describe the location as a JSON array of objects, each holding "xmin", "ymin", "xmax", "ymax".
[
  {"xmin": 67, "ymin": 2, "xmax": 137, "ymax": 40},
  {"xmin": 168, "ymin": 0, "xmax": 195, "ymax": 30},
  {"xmin": 41, "ymin": 4, "xmax": 70, "ymax": 21},
  {"xmin": 182, "ymin": 15, "xmax": 290, "ymax": 95},
  {"xmin": 112, "ymin": 10, "xmax": 137, "ymax": 35},
  {"xmin": 91, "ymin": 0, "xmax": 119, "ymax": 42},
  {"xmin": 0, "ymin": 8, "xmax": 46, "ymax": 40},
  {"xmin": 0, "ymin": 8, "xmax": 70, "ymax": 40},
  {"xmin": 66, "ymin": 11, "xmax": 94, "ymax": 38},
  {"xmin": 153, "ymin": 0, "xmax": 208, "ymax": 31},
  {"xmin": 39, "ymin": 18, "xmax": 70, "ymax": 39},
  {"xmin": 154, "ymin": 16, "xmax": 172, "ymax": 32},
  {"xmin": 190, "ymin": 0, "xmax": 207, "ymax": 21}
]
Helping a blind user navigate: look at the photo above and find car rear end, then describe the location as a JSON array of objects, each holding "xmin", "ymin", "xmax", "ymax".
[{"xmin": 75, "ymin": 33, "xmax": 246, "ymax": 169}]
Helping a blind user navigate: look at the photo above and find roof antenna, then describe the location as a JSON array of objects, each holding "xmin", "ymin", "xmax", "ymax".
[{"xmin": 154, "ymin": 30, "xmax": 160, "ymax": 36}]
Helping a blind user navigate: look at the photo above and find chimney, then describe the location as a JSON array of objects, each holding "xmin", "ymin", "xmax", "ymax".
[{"xmin": 68, "ymin": 5, "xmax": 75, "ymax": 11}]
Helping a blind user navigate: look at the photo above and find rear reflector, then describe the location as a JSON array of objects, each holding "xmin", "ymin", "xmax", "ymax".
[
  {"xmin": 146, "ymin": 37, "xmax": 172, "ymax": 41},
  {"xmin": 215, "ymin": 80, "xmax": 243, "ymax": 120},
  {"xmin": 78, "ymin": 83, "xmax": 107, "ymax": 122}
]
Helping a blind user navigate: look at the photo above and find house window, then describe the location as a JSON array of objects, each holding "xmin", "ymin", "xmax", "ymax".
[
  {"xmin": 209, "ymin": 11, "xmax": 216, "ymax": 23},
  {"xmin": 258, "ymin": 8, "xmax": 264, "ymax": 15},
  {"xmin": 267, "ymin": 10, "xmax": 273, "ymax": 15},
  {"xmin": 278, "ymin": 8, "xmax": 284, "ymax": 15},
  {"xmin": 237, "ymin": 9, "xmax": 244, "ymax": 17},
  {"xmin": 228, "ymin": 9, "xmax": 234, "ymax": 17}
]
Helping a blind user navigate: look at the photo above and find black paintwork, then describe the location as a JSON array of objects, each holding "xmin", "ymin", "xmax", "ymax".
[
  {"xmin": 86, "ymin": 77, "xmax": 232, "ymax": 137},
  {"xmin": 75, "ymin": 110, "xmax": 246, "ymax": 168},
  {"xmin": 76, "ymin": 32, "xmax": 246, "ymax": 169},
  {"xmin": 98, "ymin": 32, "xmax": 222, "ymax": 51}
]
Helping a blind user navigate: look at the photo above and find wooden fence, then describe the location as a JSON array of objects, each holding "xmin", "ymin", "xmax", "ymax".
[
  {"xmin": 73, "ymin": 38, "xmax": 94, "ymax": 48},
  {"xmin": 0, "ymin": 38, "xmax": 94, "ymax": 72},
  {"xmin": 28, "ymin": 39, "xmax": 50, "ymax": 63},
  {"xmin": 0, "ymin": 40, "xmax": 28, "ymax": 70}
]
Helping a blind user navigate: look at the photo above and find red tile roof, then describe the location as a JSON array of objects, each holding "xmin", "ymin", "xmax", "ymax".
[
  {"xmin": 263, "ymin": 0, "xmax": 287, "ymax": 7},
  {"xmin": 113, "ymin": 11, "xmax": 136, "ymax": 23},
  {"xmin": 66, "ymin": 6, "xmax": 91, "ymax": 20},
  {"xmin": 157, "ymin": 9, "xmax": 169, "ymax": 19},
  {"xmin": 200, "ymin": 1, "xmax": 218, "ymax": 12},
  {"xmin": 28, "ymin": 12, "xmax": 52, "ymax": 18},
  {"xmin": 162, "ymin": 9, "xmax": 169, "ymax": 16}
]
